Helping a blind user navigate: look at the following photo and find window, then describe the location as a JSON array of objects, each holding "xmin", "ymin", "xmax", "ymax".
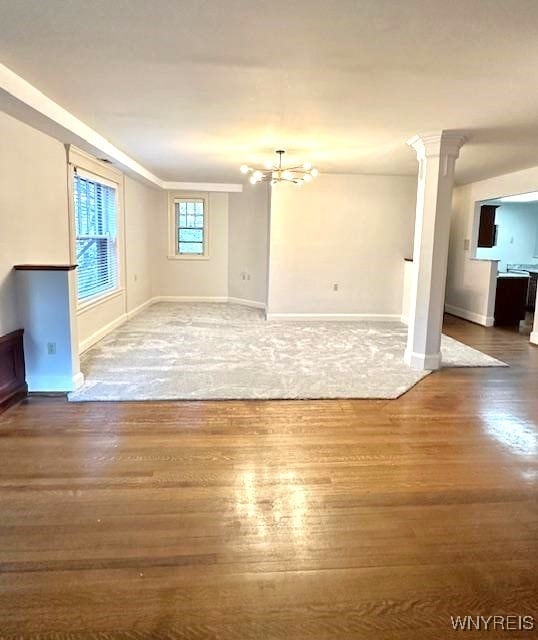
[
  {"xmin": 175, "ymin": 198, "xmax": 206, "ymax": 256},
  {"xmin": 73, "ymin": 170, "xmax": 119, "ymax": 302}
]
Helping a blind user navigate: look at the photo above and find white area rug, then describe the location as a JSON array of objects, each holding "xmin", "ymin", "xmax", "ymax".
[{"xmin": 69, "ymin": 303, "xmax": 507, "ymax": 401}]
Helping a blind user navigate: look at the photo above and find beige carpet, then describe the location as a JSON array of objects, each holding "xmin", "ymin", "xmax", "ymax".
[{"xmin": 69, "ymin": 302, "xmax": 507, "ymax": 401}]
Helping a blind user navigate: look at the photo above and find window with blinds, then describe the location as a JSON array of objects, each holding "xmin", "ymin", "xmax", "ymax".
[
  {"xmin": 175, "ymin": 198, "xmax": 206, "ymax": 255},
  {"xmin": 73, "ymin": 171, "xmax": 119, "ymax": 302}
]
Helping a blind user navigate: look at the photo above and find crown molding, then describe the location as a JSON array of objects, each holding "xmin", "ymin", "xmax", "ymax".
[
  {"xmin": 0, "ymin": 63, "xmax": 242, "ymax": 193},
  {"xmin": 163, "ymin": 181, "xmax": 243, "ymax": 192}
]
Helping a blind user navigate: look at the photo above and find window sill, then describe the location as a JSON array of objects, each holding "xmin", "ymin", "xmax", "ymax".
[
  {"xmin": 77, "ymin": 288, "xmax": 125, "ymax": 314},
  {"xmin": 167, "ymin": 254, "xmax": 210, "ymax": 261}
]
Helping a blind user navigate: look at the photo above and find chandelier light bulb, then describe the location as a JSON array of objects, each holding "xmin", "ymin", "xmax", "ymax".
[
  {"xmin": 303, "ymin": 161, "xmax": 312, "ymax": 170},
  {"xmin": 311, "ymin": 168, "xmax": 319, "ymax": 177},
  {"xmin": 303, "ymin": 173, "xmax": 313, "ymax": 182},
  {"xmin": 253, "ymin": 170, "xmax": 263, "ymax": 180},
  {"xmin": 282, "ymin": 170, "xmax": 293, "ymax": 180},
  {"xmin": 240, "ymin": 164, "xmax": 249, "ymax": 174},
  {"xmin": 249, "ymin": 175, "xmax": 257, "ymax": 184},
  {"xmin": 264, "ymin": 160, "xmax": 274, "ymax": 170}
]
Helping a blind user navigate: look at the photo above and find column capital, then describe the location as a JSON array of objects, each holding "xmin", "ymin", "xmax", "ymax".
[{"xmin": 407, "ymin": 130, "xmax": 466, "ymax": 160}]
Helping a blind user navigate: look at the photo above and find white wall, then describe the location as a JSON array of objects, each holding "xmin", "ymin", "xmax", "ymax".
[
  {"xmin": 228, "ymin": 184, "xmax": 270, "ymax": 305},
  {"xmin": 267, "ymin": 174, "xmax": 416, "ymax": 318},
  {"xmin": 125, "ymin": 175, "xmax": 161, "ymax": 312},
  {"xmin": 475, "ymin": 203, "xmax": 538, "ymax": 271},
  {"xmin": 152, "ymin": 191, "xmax": 229, "ymax": 298},
  {"xmin": 16, "ymin": 269, "xmax": 81, "ymax": 391},
  {"xmin": 446, "ymin": 165, "xmax": 538, "ymax": 327},
  {"xmin": 0, "ymin": 112, "xmax": 70, "ymax": 336}
]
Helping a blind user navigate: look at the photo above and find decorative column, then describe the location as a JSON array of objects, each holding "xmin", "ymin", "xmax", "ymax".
[{"xmin": 405, "ymin": 131, "xmax": 465, "ymax": 370}]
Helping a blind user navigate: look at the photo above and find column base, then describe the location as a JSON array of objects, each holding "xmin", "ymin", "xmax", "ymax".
[
  {"xmin": 404, "ymin": 348, "xmax": 442, "ymax": 371},
  {"xmin": 530, "ymin": 331, "xmax": 538, "ymax": 346}
]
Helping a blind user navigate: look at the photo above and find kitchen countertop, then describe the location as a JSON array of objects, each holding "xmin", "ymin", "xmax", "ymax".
[
  {"xmin": 506, "ymin": 263, "xmax": 538, "ymax": 275},
  {"xmin": 497, "ymin": 272, "xmax": 530, "ymax": 279}
]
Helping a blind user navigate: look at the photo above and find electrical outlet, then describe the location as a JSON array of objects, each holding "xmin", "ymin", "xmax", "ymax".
[
  {"xmin": 47, "ymin": 342, "xmax": 56, "ymax": 355},
  {"xmin": 333, "ymin": 283, "xmax": 339, "ymax": 292},
  {"xmin": 464, "ymin": 239, "xmax": 470, "ymax": 251}
]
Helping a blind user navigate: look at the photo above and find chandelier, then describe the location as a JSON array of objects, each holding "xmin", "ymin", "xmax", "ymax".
[{"xmin": 240, "ymin": 150, "xmax": 319, "ymax": 186}]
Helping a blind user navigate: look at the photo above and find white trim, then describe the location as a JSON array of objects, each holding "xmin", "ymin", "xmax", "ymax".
[
  {"xmin": 77, "ymin": 288, "xmax": 125, "ymax": 314},
  {"xmin": 0, "ymin": 63, "xmax": 243, "ymax": 193},
  {"xmin": 530, "ymin": 331, "xmax": 538, "ymax": 346},
  {"xmin": 265, "ymin": 312, "xmax": 401, "ymax": 322},
  {"xmin": 72, "ymin": 371, "xmax": 85, "ymax": 390},
  {"xmin": 126, "ymin": 297, "xmax": 155, "ymax": 320},
  {"xmin": 74, "ymin": 166, "xmax": 119, "ymax": 189},
  {"xmin": 165, "ymin": 182, "xmax": 243, "ymax": 192},
  {"xmin": 445, "ymin": 304, "xmax": 495, "ymax": 327},
  {"xmin": 156, "ymin": 296, "xmax": 229, "ymax": 303},
  {"xmin": 400, "ymin": 314, "xmax": 409, "ymax": 325},
  {"xmin": 79, "ymin": 313, "xmax": 128, "ymax": 354},
  {"xmin": 404, "ymin": 348, "xmax": 441, "ymax": 370},
  {"xmin": 168, "ymin": 192, "xmax": 210, "ymax": 259},
  {"xmin": 228, "ymin": 297, "xmax": 266, "ymax": 309},
  {"xmin": 167, "ymin": 255, "xmax": 211, "ymax": 261}
]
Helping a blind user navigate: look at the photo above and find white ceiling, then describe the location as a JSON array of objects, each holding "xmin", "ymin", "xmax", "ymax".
[{"xmin": 1, "ymin": 0, "xmax": 538, "ymax": 184}]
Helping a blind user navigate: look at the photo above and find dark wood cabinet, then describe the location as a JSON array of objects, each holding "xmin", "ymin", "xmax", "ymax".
[
  {"xmin": 478, "ymin": 205, "xmax": 499, "ymax": 248},
  {"xmin": 0, "ymin": 329, "xmax": 27, "ymax": 413},
  {"xmin": 494, "ymin": 276, "xmax": 529, "ymax": 326}
]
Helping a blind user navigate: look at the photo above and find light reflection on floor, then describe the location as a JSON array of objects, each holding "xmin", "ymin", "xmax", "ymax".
[
  {"xmin": 235, "ymin": 470, "xmax": 308, "ymax": 542},
  {"xmin": 481, "ymin": 410, "xmax": 537, "ymax": 457}
]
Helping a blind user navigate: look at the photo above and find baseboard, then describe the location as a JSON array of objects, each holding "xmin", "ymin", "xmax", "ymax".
[
  {"xmin": 79, "ymin": 313, "xmax": 128, "ymax": 354},
  {"xmin": 531, "ymin": 331, "xmax": 538, "ymax": 345},
  {"xmin": 227, "ymin": 297, "xmax": 266, "ymax": 310},
  {"xmin": 155, "ymin": 296, "xmax": 229, "ymax": 303},
  {"xmin": 126, "ymin": 297, "xmax": 155, "ymax": 320},
  {"xmin": 444, "ymin": 304, "xmax": 494, "ymax": 327},
  {"xmin": 400, "ymin": 314, "xmax": 409, "ymax": 325},
  {"xmin": 404, "ymin": 348, "xmax": 441, "ymax": 371},
  {"xmin": 265, "ymin": 312, "xmax": 401, "ymax": 322},
  {"xmin": 72, "ymin": 371, "xmax": 85, "ymax": 389}
]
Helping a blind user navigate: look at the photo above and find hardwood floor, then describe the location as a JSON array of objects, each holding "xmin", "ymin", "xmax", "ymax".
[{"xmin": 0, "ymin": 315, "xmax": 536, "ymax": 639}]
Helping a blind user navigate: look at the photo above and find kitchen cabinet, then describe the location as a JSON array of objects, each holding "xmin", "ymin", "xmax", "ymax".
[
  {"xmin": 478, "ymin": 204, "xmax": 499, "ymax": 248},
  {"xmin": 494, "ymin": 275, "xmax": 529, "ymax": 326}
]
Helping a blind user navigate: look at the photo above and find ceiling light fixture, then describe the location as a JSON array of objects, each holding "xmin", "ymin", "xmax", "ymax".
[{"xmin": 240, "ymin": 150, "xmax": 319, "ymax": 186}]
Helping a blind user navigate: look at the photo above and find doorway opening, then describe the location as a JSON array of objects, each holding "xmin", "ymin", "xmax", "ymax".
[{"xmin": 474, "ymin": 191, "xmax": 538, "ymax": 336}]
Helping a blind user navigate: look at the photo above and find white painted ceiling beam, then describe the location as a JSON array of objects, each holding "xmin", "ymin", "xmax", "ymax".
[{"xmin": 0, "ymin": 64, "xmax": 242, "ymax": 193}]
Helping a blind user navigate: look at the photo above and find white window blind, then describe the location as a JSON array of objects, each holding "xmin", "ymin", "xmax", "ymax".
[
  {"xmin": 73, "ymin": 170, "xmax": 119, "ymax": 301},
  {"xmin": 175, "ymin": 199, "xmax": 205, "ymax": 255}
]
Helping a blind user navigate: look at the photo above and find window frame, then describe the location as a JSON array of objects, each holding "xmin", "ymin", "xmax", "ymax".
[
  {"xmin": 168, "ymin": 193, "xmax": 210, "ymax": 260},
  {"xmin": 68, "ymin": 160, "xmax": 123, "ymax": 311}
]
